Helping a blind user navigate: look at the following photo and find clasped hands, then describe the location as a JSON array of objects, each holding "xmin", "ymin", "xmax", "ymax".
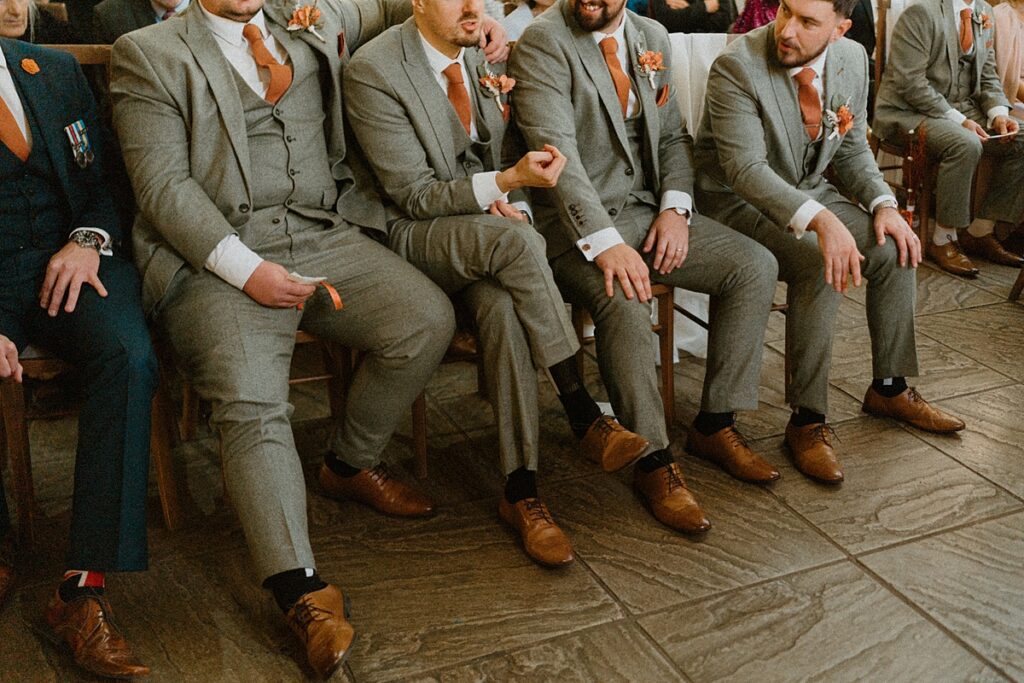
[
  {"xmin": 595, "ymin": 209, "xmax": 690, "ymax": 302},
  {"xmin": 490, "ymin": 144, "xmax": 567, "ymax": 222}
]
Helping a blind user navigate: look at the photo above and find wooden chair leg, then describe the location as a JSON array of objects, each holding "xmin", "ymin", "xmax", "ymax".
[
  {"xmin": 657, "ymin": 290, "xmax": 675, "ymax": 425},
  {"xmin": 1011, "ymin": 268, "xmax": 1024, "ymax": 302},
  {"xmin": 411, "ymin": 393, "xmax": 428, "ymax": 479},
  {"xmin": 150, "ymin": 379, "xmax": 184, "ymax": 531},
  {"xmin": 571, "ymin": 305, "xmax": 587, "ymax": 381},
  {"xmin": 321, "ymin": 343, "xmax": 345, "ymax": 421},
  {"xmin": 180, "ymin": 382, "xmax": 199, "ymax": 441},
  {"xmin": 1, "ymin": 379, "xmax": 35, "ymax": 548}
]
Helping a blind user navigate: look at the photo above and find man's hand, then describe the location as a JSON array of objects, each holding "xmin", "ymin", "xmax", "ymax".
[
  {"xmin": 642, "ymin": 209, "xmax": 690, "ymax": 274},
  {"xmin": 0, "ymin": 335, "xmax": 22, "ymax": 383},
  {"xmin": 488, "ymin": 200, "xmax": 529, "ymax": 222},
  {"xmin": 479, "ymin": 16, "xmax": 510, "ymax": 63},
  {"xmin": 594, "ymin": 243, "xmax": 652, "ymax": 302},
  {"xmin": 496, "ymin": 144, "xmax": 566, "ymax": 191},
  {"xmin": 873, "ymin": 206, "xmax": 920, "ymax": 268},
  {"xmin": 665, "ymin": 0, "xmax": 690, "ymax": 9},
  {"xmin": 808, "ymin": 208, "xmax": 864, "ymax": 293},
  {"xmin": 242, "ymin": 261, "xmax": 316, "ymax": 308},
  {"xmin": 38, "ymin": 242, "xmax": 108, "ymax": 317},
  {"xmin": 992, "ymin": 115, "xmax": 1020, "ymax": 144},
  {"xmin": 962, "ymin": 118, "xmax": 990, "ymax": 141}
]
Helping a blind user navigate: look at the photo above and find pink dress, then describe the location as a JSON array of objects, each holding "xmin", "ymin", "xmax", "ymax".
[{"xmin": 731, "ymin": 0, "xmax": 778, "ymax": 34}]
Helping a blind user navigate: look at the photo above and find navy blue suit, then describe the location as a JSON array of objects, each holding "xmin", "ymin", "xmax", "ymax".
[{"xmin": 0, "ymin": 39, "xmax": 154, "ymax": 572}]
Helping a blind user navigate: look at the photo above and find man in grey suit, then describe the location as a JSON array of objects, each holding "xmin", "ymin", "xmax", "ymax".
[
  {"xmin": 874, "ymin": 0, "xmax": 1024, "ymax": 277},
  {"xmin": 110, "ymin": 0, "xmax": 506, "ymax": 674},
  {"xmin": 694, "ymin": 0, "xmax": 965, "ymax": 483},
  {"xmin": 345, "ymin": 0, "xmax": 653, "ymax": 569},
  {"xmin": 93, "ymin": 0, "xmax": 189, "ymax": 44},
  {"xmin": 510, "ymin": 0, "xmax": 784, "ymax": 533}
]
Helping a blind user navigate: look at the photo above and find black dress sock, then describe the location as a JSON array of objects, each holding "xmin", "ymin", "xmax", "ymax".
[
  {"xmin": 504, "ymin": 467, "xmax": 538, "ymax": 503},
  {"xmin": 636, "ymin": 448, "xmax": 674, "ymax": 473},
  {"xmin": 548, "ymin": 358, "xmax": 603, "ymax": 437},
  {"xmin": 871, "ymin": 377, "xmax": 908, "ymax": 398},
  {"xmin": 693, "ymin": 411, "xmax": 735, "ymax": 436},
  {"xmin": 264, "ymin": 568, "xmax": 328, "ymax": 613},
  {"xmin": 790, "ymin": 407, "xmax": 826, "ymax": 427},
  {"xmin": 325, "ymin": 452, "xmax": 361, "ymax": 478}
]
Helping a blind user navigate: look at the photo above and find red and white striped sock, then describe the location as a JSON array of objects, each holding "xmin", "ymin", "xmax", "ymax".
[{"xmin": 58, "ymin": 570, "xmax": 105, "ymax": 601}]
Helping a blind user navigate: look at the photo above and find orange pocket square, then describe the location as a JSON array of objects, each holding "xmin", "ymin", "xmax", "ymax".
[
  {"xmin": 502, "ymin": 103, "xmax": 510, "ymax": 122},
  {"xmin": 655, "ymin": 85, "xmax": 670, "ymax": 108}
]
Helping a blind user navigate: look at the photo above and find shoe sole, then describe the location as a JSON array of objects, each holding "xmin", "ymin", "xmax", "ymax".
[
  {"xmin": 683, "ymin": 442, "xmax": 780, "ymax": 484},
  {"xmin": 322, "ymin": 632, "xmax": 358, "ymax": 681}
]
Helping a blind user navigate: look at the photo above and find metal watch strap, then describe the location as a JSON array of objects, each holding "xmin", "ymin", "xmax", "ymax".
[{"xmin": 70, "ymin": 230, "xmax": 103, "ymax": 252}]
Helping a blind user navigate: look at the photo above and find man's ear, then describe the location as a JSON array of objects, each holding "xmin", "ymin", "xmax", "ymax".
[{"xmin": 831, "ymin": 17, "xmax": 853, "ymax": 42}]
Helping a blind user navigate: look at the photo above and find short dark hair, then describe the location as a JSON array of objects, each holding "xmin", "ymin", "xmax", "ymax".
[{"xmin": 831, "ymin": 0, "xmax": 858, "ymax": 18}]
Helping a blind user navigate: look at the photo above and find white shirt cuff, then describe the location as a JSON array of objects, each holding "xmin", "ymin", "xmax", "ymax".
[
  {"xmin": 473, "ymin": 171, "xmax": 509, "ymax": 211},
  {"xmin": 986, "ymin": 106, "xmax": 1011, "ymax": 128},
  {"xmin": 576, "ymin": 226, "xmax": 625, "ymax": 261},
  {"xmin": 660, "ymin": 190, "xmax": 693, "ymax": 215},
  {"xmin": 789, "ymin": 199, "xmax": 826, "ymax": 239},
  {"xmin": 944, "ymin": 108, "xmax": 968, "ymax": 125},
  {"xmin": 511, "ymin": 200, "xmax": 533, "ymax": 224},
  {"xmin": 204, "ymin": 234, "xmax": 264, "ymax": 290},
  {"xmin": 868, "ymin": 194, "xmax": 899, "ymax": 213},
  {"xmin": 69, "ymin": 227, "xmax": 113, "ymax": 256}
]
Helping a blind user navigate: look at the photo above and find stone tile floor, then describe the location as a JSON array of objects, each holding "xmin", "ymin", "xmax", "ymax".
[{"xmin": 1, "ymin": 259, "xmax": 1023, "ymax": 682}]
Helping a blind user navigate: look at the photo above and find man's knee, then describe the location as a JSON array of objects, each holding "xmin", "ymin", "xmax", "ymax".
[
  {"xmin": 941, "ymin": 127, "xmax": 984, "ymax": 163},
  {"xmin": 401, "ymin": 284, "xmax": 456, "ymax": 357}
]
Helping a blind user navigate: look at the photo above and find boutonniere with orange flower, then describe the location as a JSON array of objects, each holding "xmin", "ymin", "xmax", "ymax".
[
  {"xmin": 286, "ymin": 0, "xmax": 325, "ymax": 41},
  {"xmin": 636, "ymin": 48, "xmax": 665, "ymax": 90},
  {"xmin": 21, "ymin": 58, "xmax": 40, "ymax": 75},
  {"xmin": 478, "ymin": 66, "xmax": 515, "ymax": 115},
  {"xmin": 824, "ymin": 96, "xmax": 853, "ymax": 140},
  {"xmin": 981, "ymin": 12, "xmax": 992, "ymax": 30}
]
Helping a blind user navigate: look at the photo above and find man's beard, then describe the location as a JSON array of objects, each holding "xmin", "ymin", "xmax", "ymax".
[
  {"xmin": 775, "ymin": 36, "xmax": 829, "ymax": 67},
  {"xmin": 573, "ymin": 2, "xmax": 616, "ymax": 31}
]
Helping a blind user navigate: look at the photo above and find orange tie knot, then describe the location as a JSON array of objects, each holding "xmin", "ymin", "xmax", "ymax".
[
  {"xmin": 599, "ymin": 36, "xmax": 618, "ymax": 56},
  {"xmin": 795, "ymin": 67, "xmax": 816, "ymax": 86},
  {"xmin": 443, "ymin": 62, "xmax": 463, "ymax": 85},
  {"xmin": 242, "ymin": 22, "xmax": 262, "ymax": 44}
]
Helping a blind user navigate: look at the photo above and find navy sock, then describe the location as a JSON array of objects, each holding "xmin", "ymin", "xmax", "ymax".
[
  {"xmin": 693, "ymin": 411, "xmax": 735, "ymax": 436},
  {"xmin": 325, "ymin": 452, "xmax": 361, "ymax": 478},
  {"xmin": 790, "ymin": 407, "xmax": 826, "ymax": 427},
  {"xmin": 636, "ymin": 448, "xmax": 673, "ymax": 473},
  {"xmin": 263, "ymin": 568, "xmax": 328, "ymax": 612},
  {"xmin": 871, "ymin": 377, "xmax": 908, "ymax": 398},
  {"xmin": 504, "ymin": 468, "xmax": 538, "ymax": 503}
]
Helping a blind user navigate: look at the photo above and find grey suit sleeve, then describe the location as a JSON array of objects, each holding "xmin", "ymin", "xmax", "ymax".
[
  {"xmin": 887, "ymin": 6, "xmax": 956, "ymax": 121},
  {"xmin": 334, "ymin": 0, "xmax": 414, "ymax": 52},
  {"xmin": 110, "ymin": 35, "xmax": 238, "ymax": 270},
  {"xmin": 344, "ymin": 57, "xmax": 481, "ymax": 219},
  {"xmin": 509, "ymin": 27, "xmax": 617, "ymax": 242},
  {"xmin": 830, "ymin": 48, "xmax": 891, "ymax": 206},
  {"xmin": 704, "ymin": 53, "xmax": 813, "ymax": 229}
]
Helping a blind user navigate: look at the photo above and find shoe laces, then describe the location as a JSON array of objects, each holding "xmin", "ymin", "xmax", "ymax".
[
  {"xmin": 523, "ymin": 499, "xmax": 555, "ymax": 525},
  {"xmin": 292, "ymin": 598, "xmax": 332, "ymax": 630},
  {"xmin": 907, "ymin": 387, "xmax": 924, "ymax": 404},
  {"xmin": 724, "ymin": 427, "xmax": 750, "ymax": 450},
  {"xmin": 367, "ymin": 465, "xmax": 391, "ymax": 485},
  {"xmin": 662, "ymin": 463, "xmax": 686, "ymax": 492},
  {"xmin": 810, "ymin": 423, "xmax": 840, "ymax": 446}
]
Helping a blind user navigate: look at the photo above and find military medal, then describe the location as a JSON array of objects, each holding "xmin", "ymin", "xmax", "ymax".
[{"xmin": 63, "ymin": 119, "xmax": 94, "ymax": 168}]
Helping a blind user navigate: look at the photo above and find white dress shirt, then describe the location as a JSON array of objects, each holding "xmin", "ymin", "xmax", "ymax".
[
  {"xmin": 943, "ymin": 0, "xmax": 1010, "ymax": 127},
  {"xmin": 576, "ymin": 15, "xmax": 692, "ymax": 261},
  {"xmin": 1, "ymin": 49, "xmax": 112, "ymax": 254},
  {"xmin": 785, "ymin": 48, "xmax": 897, "ymax": 237}
]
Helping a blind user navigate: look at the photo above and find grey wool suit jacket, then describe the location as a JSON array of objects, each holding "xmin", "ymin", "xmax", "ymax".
[
  {"xmin": 508, "ymin": 0, "xmax": 693, "ymax": 259},
  {"xmin": 109, "ymin": 0, "xmax": 411, "ymax": 313},
  {"xmin": 93, "ymin": 0, "xmax": 156, "ymax": 44},
  {"xmin": 693, "ymin": 24, "xmax": 890, "ymax": 232},
  {"xmin": 343, "ymin": 18, "xmax": 524, "ymax": 224},
  {"xmin": 874, "ymin": 0, "xmax": 1009, "ymax": 142}
]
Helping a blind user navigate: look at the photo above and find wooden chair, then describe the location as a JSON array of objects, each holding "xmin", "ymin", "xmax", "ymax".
[
  {"xmin": 1011, "ymin": 269, "xmax": 1024, "ymax": 302},
  {"xmin": 36, "ymin": 2, "xmax": 69, "ymax": 23},
  {"xmin": 0, "ymin": 346, "xmax": 183, "ymax": 548}
]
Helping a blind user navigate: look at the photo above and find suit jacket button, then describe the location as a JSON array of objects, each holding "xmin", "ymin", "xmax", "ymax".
[
  {"xmin": 239, "ymin": 203, "xmax": 250, "ymax": 213},
  {"xmin": 286, "ymin": 135, "xmax": 295, "ymax": 142},
  {"xmin": 625, "ymin": 168, "xmax": 634, "ymax": 176},
  {"xmin": 274, "ymin": 108, "xmax": 282, "ymax": 116},
  {"xmin": 608, "ymin": 208, "xmax": 618, "ymax": 216},
  {"xmin": 272, "ymin": 218, "xmax": 281, "ymax": 224},
  {"xmin": 289, "ymin": 169, "xmax": 297, "ymax": 176}
]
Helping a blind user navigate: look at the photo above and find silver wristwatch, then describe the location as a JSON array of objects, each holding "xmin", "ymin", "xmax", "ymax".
[
  {"xmin": 874, "ymin": 198, "xmax": 899, "ymax": 213},
  {"xmin": 671, "ymin": 207, "xmax": 692, "ymax": 219},
  {"xmin": 70, "ymin": 230, "xmax": 103, "ymax": 252}
]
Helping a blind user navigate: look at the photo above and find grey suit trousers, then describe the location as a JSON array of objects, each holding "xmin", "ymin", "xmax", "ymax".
[
  {"xmin": 550, "ymin": 203, "xmax": 777, "ymax": 451},
  {"xmin": 388, "ymin": 214, "xmax": 580, "ymax": 474},
  {"xmin": 921, "ymin": 114, "xmax": 1024, "ymax": 228},
  {"xmin": 159, "ymin": 220, "xmax": 455, "ymax": 580},
  {"xmin": 710, "ymin": 190, "xmax": 920, "ymax": 414}
]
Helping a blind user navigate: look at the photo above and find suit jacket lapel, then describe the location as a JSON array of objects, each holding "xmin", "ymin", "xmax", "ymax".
[
  {"xmin": 812, "ymin": 48, "xmax": 843, "ymax": 178},
  {"xmin": 625, "ymin": 17, "xmax": 659, "ymax": 183},
  {"xmin": 469, "ymin": 50, "xmax": 503, "ymax": 170},
  {"xmin": 940, "ymin": 0, "xmax": 959, "ymax": 90},
  {"xmin": 181, "ymin": 7, "xmax": 252, "ymax": 198},
  {"xmin": 765, "ymin": 29, "xmax": 805, "ymax": 173}
]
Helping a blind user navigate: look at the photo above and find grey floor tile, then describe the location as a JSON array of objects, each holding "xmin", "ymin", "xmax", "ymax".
[
  {"xmin": 970, "ymin": 261, "xmax": 1024, "ymax": 299},
  {"xmin": 639, "ymin": 562, "xmax": 1000, "ymax": 683},
  {"xmin": 548, "ymin": 463, "xmax": 842, "ymax": 615},
  {"xmin": 916, "ymin": 303, "xmax": 1024, "ymax": 382},
  {"xmin": 759, "ymin": 418, "xmax": 1022, "ymax": 554},
  {"xmin": 862, "ymin": 512, "xmax": 1024, "ymax": 680}
]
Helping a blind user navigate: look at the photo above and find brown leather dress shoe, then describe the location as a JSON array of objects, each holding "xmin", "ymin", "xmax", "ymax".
[
  {"xmin": 958, "ymin": 230, "xmax": 1024, "ymax": 267},
  {"xmin": 579, "ymin": 415, "xmax": 649, "ymax": 472},
  {"xmin": 44, "ymin": 591, "xmax": 150, "ymax": 679},
  {"xmin": 319, "ymin": 463, "xmax": 435, "ymax": 517},
  {"xmin": 285, "ymin": 585, "xmax": 355, "ymax": 680},
  {"xmin": 686, "ymin": 425, "xmax": 780, "ymax": 483},
  {"xmin": 498, "ymin": 498, "xmax": 575, "ymax": 567},
  {"xmin": 862, "ymin": 386, "xmax": 966, "ymax": 433},
  {"xmin": 926, "ymin": 239, "xmax": 980, "ymax": 277},
  {"xmin": 784, "ymin": 422, "xmax": 844, "ymax": 484},
  {"xmin": 633, "ymin": 462, "xmax": 710, "ymax": 533}
]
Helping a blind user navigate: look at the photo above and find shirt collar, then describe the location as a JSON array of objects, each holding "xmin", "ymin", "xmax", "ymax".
[
  {"xmin": 591, "ymin": 13, "xmax": 626, "ymax": 47},
  {"xmin": 198, "ymin": 0, "xmax": 270, "ymax": 46},
  {"xmin": 418, "ymin": 30, "xmax": 466, "ymax": 78},
  {"xmin": 787, "ymin": 46, "xmax": 828, "ymax": 80}
]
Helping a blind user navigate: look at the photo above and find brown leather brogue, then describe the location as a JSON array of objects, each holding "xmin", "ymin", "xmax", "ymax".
[
  {"xmin": 44, "ymin": 591, "xmax": 150, "ymax": 679},
  {"xmin": 285, "ymin": 585, "xmax": 355, "ymax": 680},
  {"xmin": 319, "ymin": 463, "xmax": 435, "ymax": 517},
  {"xmin": 958, "ymin": 230, "xmax": 1024, "ymax": 267},
  {"xmin": 579, "ymin": 415, "xmax": 649, "ymax": 472},
  {"xmin": 784, "ymin": 422, "xmax": 844, "ymax": 484},
  {"xmin": 862, "ymin": 386, "xmax": 966, "ymax": 433},
  {"xmin": 686, "ymin": 425, "xmax": 780, "ymax": 483},
  {"xmin": 926, "ymin": 239, "xmax": 980, "ymax": 277},
  {"xmin": 498, "ymin": 498, "xmax": 575, "ymax": 567},
  {"xmin": 633, "ymin": 462, "xmax": 710, "ymax": 533}
]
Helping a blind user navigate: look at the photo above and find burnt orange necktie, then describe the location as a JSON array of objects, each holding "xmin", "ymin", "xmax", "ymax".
[
  {"xmin": 0, "ymin": 95, "xmax": 29, "ymax": 162},
  {"xmin": 443, "ymin": 63, "xmax": 472, "ymax": 136},
  {"xmin": 599, "ymin": 36, "xmax": 631, "ymax": 118},
  {"xmin": 242, "ymin": 23, "xmax": 292, "ymax": 104},
  {"xmin": 795, "ymin": 67, "xmax": 821, "ymax": 141},
  {"xmin": 959, "ymin": 7, "xmax": 974, "ymax": 53}
]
